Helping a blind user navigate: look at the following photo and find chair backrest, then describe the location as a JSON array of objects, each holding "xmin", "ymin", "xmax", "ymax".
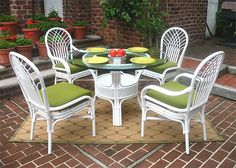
[
  {"xmin": 9, "ymin": 52, "xmax": 50, "ymax": 116},
  {"xmin": 160, "ymin": 27, "xmax": 189, "ymax": 67},
  {"xmin": 45, "ymin": 27, "xmax": 73, "ymax": 64},
  {"xmin": 188, "ymin": 51, "xmax": 224, "ymax": 110}
]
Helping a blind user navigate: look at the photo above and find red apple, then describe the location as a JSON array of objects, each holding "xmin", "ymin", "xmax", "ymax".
[
  {"xmin": 116, "ymin": 49, "xmax": 126, "ymax": 57},
  {"xmin": 109, "ymin": 49, "xmax": 117, "ymax": 57}
]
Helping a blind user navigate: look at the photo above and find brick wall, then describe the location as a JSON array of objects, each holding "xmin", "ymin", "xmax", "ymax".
[
  {"xmin": 0, "ymin": 1, "xmax": 10, "ymax": 14},
  {"xmin": 90, "ymin": 0, "xmax": 208, "ymax": 47},
  {"xmin": 161, "ymin": 0, "xmax": 208, "ymax": 45},
  {"xmin": 1, "ymin": 1, "xmax": 208, "ymax": 46},
  {"xmin": 63, "ymin": 0, "xmax": 91, "ymax": 25},
  {"xmin": 32, "ymin": 0, "xmax": 44, "ymax": 14},
  {"xmin": 9, "ymin": 0, "xmax": 34, "ymax": 33}
]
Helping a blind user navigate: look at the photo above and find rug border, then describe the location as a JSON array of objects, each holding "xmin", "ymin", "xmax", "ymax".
[{"xmin": 9, "ymin": 115, "xmax": 225, "ymax": 145}]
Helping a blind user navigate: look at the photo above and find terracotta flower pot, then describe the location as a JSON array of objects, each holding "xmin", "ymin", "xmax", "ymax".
[
  {"xmin": 16, "ymin": 45, "xmax": 33, "ymax": 59},
  {"xmin": 0, "ymin": 22, "xmax": 17, "ymax": 36},
  {"xmin": 73, "ymin": 26, "xmax": 86, "ymax": 40},
  {"xmin": 37, "ymin": 42, "xmax": 48, "ymax": 59},
  {"xmin": 0, "ymin": 48, "xmax": 15, "ymax": 66},
  {"xmin": 48, "ymin": 18, "xmax": 62, "ymax": 21},
  {"xmin": 64, "ymin": 27, "xmax": 73, "ymax": 35},
  {"xmin": 22, "ymin": 28, "xmax": 40, "ymax": 44}
]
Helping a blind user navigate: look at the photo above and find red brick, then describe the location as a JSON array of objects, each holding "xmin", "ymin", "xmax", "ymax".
[
  {"xmin": 34, "ymin": 154, "xmax": 56, "ymax": 166},
  {"xmin": 95, "ymin": 153, "xmax": 114, "ymax": 166},
  {"xmin": 212, "ymin": 149, "xmax": 228, "ymax": 162},
  {"xmin": 119, "ymin": 158, "xmax": 133, "ymax": 167},
  {"xmin": 111, "ymin": 149, "xmax": 131, "ymax": 162},
  {"xmin": 184, "ymin": 159, "xmax": 202, "ymax": 168},
  {"xmin": 218, "ymin": 158, "xmax": 236, "ymax": 168},
  {"xmin": 2, "ymin": 151, "xmax": 25, "ymax": 164},
  {"xmin": 163, "ymin": 150, "xmax": 182, "ymax": 162},
  {"xmin": 135, "ymin": 160, "xmax": 152, "ymax": 168},
  {"xmin": 151, "ymin": 159, "xmax": 169, "ymax": 168},
  {"xmin": 201, "ymin": 159, "xmax": 218, "ymax": 168},
  {"xmin": 51, "ymin": 154, "xmax": 71, "ymax": 166},
  {"xmin": 195, "ymin": 150, "xmax": 213, "ymax": 162},
  {"xmin": 66, "ymin": 159, "xmax": 81, "ymax": 167},
  {"xmin": 19, "ymin": 152, "xmax": 41, "ymax": 165},
  {"xmin": 147, "ymin": 150, "xmax": 166, "ymax": 163},
  {"xmin": 206, "ymin": 142, "xmax": 222, "ymax": 152},
  {"xmin": 129, "ymin": 149, "xmax": 147, "ymax": 161},
  {"xmin": 75, "ymin": 154, "xmax": 94, "ymax": 166},
  {"xmin": 167, "ymin": 159, "xmax": 186, "ymax": 168}
]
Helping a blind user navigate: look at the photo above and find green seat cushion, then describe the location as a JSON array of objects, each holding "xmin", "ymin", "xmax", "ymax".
[
  {"xmin": 149, "ymin": 61, "xmax": 177, "ymax": 73},
  {"xmin": 42, "ymin": 82, "xmax": 92, "ymax": 107},
  {"xmin": 69, "ymin": 59, "xmax": 86, "ymax": 67},
  {"xmin": 146, "ymin": 81, "xmax": 189, "ymax": 109},
  {"xmin": 55, "ymin": 59, "xmax": 86, "ymax": 74}
]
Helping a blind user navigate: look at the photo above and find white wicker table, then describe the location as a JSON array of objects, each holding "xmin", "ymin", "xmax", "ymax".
[{"xmin": 80, "ymin": 50, "xmax": 164, "ymax": 126}]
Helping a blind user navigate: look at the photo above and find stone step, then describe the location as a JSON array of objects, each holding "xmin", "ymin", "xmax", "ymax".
[{"xmin": 181, "ymin": 57, "xmax": 236, "ymax": 100}]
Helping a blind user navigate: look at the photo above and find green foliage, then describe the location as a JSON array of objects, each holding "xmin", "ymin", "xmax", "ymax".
[
  {"xmin": 38, "ymin": 21, "xmax": 67, "ymax": 33},
  {"xmin": 39, "ymin": 35, "xmax": 45, "ymax": 43},
  {"xmin": 15, "ymin": 37, "xmax": 32, "ymax": 46},
  {"xmin": 134, "ymin": 0, "xmax": 166, "ymax": 47},
  {"xmin": 0, "ymin": 14, "xmax": 16, "ymax": 22},
  {"xmin": 0, "ymin": 39, "xmax": 16, "ymax": 49},
  {"xmin": 32, "ymin": 13, "xmax": 48, "ymax": 21},
  {"xmin": 216, "ymin": 9, "xmax": 231, "ymax": 36},
  {"xmin": 47, "ymin": 9, "xmax": 60, "ymax": 18},
  {"xmin": 73, "ymin": 21, "xmax": 88, "ymax": 27},
  {"xmin": 26, "ymin": 23, "xmax": 40, "ymax": 29},
  {"xmin": 100, "ymin": 0, "xmax": 146, "ymax": 28}
]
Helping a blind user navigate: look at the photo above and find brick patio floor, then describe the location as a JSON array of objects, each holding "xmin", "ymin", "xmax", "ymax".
[{"xmin": 0, "ymin": 80, "xmax": 235, "ymax": 167}]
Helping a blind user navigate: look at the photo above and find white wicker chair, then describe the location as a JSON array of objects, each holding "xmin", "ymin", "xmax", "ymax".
[
  {"xmin": 45, "ymin": 27, "xmax": 91, "ymax": 84},
  {"xmin": 9, "ymin": 51, "xmax": 96, "ymax": 154},
  {"xmin": 140, "ymin": 51, "xmax": 224, "ymax": 154},
  {"xmin": 141, "ymin": 27, "xmax": 189, "ymax": 84}
]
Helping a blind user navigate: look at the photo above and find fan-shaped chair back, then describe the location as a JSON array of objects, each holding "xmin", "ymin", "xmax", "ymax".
[
  {"xmin": 189, "ymin": 51, "xmax": 224, "ymax": 110},
  {"xmin": 160, "ymin": 27, "xmax": 189, "ymax": 67},
  {"xmin": 9, "ymin": 52, "xmax": 50, "ymax": 117},
  {"xmin": 45, "ymin": 27, "xmax": 73, "ymax": 63}
]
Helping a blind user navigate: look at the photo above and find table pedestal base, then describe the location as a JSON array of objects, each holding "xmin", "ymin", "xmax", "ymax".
[{"xmin": 94, "ymin": 71, "xmax": 140, "ymax": 126}]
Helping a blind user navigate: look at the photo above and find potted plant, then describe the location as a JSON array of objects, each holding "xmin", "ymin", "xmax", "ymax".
[
  {"xmin": 36, "ymin": 35, "xmax": 48, "ymax": 59},
  {"xmin": 134, "ymin": 0, "xmax": 166, "ymax": 48},
  {"xmin": 22, "ymin": 19, "xmax": 40, "ymax": 44},
  {"xmin": 0, "ymin": 39, "xmax": 16, "ymax": 66},
  {"xmin": 47, "ymin": 9, "xmax": 61, "ymax": 21},
  {"xmin": 32, "ymin": 13, "xmax": 48, "ymax": 23},
  {"xmin": 0, "ymin": 14, "xmax": 17, "ymax": 36},
  {"xmin": 15, "ymin": 37, "xmax": 33, "ymax": 59},
  {"xmin": 38, "ymin": 21, "xmax": 61, "ymax": 34},
  {"xmin": 72, "ymin": 20, "xmax": 88, "ymax": 40},
  {"xmin": 100, "ymin": 0, "xmax": 146, "ymax": 47}
]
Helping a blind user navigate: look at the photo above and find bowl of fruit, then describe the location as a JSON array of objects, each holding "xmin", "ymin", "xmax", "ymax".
[{"xmin": 108, "ymin": 48, "xmax": 126, "ymax": 61}]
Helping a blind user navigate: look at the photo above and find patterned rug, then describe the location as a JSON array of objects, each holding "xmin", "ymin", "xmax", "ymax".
[{"xmin": 10, "ymin": 98, "xmax": 224, "ymax": 144}]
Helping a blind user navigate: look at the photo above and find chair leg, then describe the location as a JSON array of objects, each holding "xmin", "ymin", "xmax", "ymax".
[
  {"xmin": 141, "ymin": 109, "xmax": 146, "ymax": 137},
  {"xmin": 47, "ymin": 119, "xmax": 53, "ymax": 154},
  {"xmin": 30, "ymin": 115, "xmax": 36, "ymax": 140},
  {"xmin": 184, "ymin": 119, "xmax": 190, "ymax": 154},
  {"xmin": 185, "ymin": 132, "xmax": 190, "ymax": 154},
  {"xmin": 201, "ymin": 106, "xmax": 207, "ymax": 141},
  {"xmin": 54, "ymin": 77, "xmax": 57, "ymax": 84},
  {"xmin": 91, "ymin": 104, "xmax": 96, "ymax": 136}
]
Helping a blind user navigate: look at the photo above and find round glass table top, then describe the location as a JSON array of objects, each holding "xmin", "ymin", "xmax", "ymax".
[{"xmin": 73, "ymin": 50, "xmax": 165, "ymax": 71}]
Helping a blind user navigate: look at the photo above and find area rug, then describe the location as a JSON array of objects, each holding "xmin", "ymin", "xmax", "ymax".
[{"xmin": 10, "ymin": 98, "xmax": 224, "ymax": 144}]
